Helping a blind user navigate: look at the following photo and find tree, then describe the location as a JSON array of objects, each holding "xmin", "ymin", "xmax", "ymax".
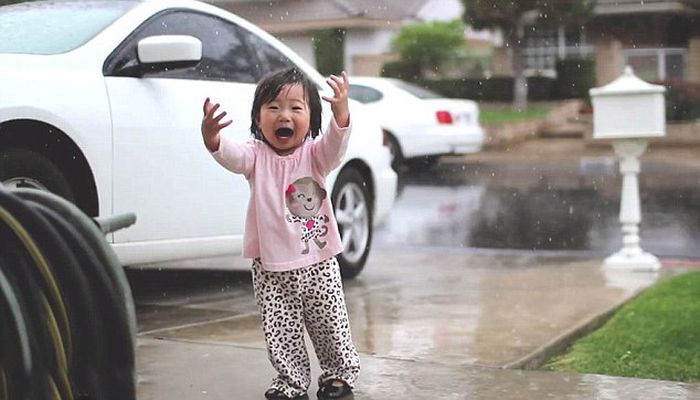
[
  {"xmin": 390, "ymin": 19, "xmax": 467, "ymax": 79},
  {"xmin": 313, "ymin": 29, "xmax": 345, "ymax": 76},
  {"xmin": 462, "ymin": 0, "xmax": 596, "ymax": 109}
]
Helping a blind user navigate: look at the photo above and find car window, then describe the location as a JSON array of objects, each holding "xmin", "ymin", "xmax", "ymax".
[
  {"xmin": 348, "ymin": 84, "xmax": 383, "ymax": 104},
  {"xmin": 0, "ymin": 1, "xmax": 135, "ymax": 55},
  {"xmin": 240, "ymin": 29, "xmax": 295, "ymax": 74},
  {"xmin": 105, "ymin": 10, "xmax": 258, "ymax": 83},
  {"xmin": 390, "ymin": 79, "xmax": 442, "ymax": 99}
]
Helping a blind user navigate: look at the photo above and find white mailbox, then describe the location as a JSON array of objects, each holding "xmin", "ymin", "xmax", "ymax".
[
  {"xmin": 590, "ymin": 66, "xmax": 666, "ymax": 139},
  {"xmin": 589, "ymin": 66, "xmax": 666, "ymax": 271}
]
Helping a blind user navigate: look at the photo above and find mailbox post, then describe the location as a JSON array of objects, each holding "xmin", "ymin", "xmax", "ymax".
[{"xmin": 589, "ymin": 66, "xmax": 666, "ymax": 271}]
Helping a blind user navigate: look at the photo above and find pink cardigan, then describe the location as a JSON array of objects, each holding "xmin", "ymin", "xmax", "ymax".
[{"xmin": 211, "ymin": 117, "xmax": 351, "ymax": 271}]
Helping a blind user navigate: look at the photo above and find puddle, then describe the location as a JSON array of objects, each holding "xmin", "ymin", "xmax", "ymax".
[{"xmin": 376, "ymin": 165, "xmax": 700, "ymax": 259}]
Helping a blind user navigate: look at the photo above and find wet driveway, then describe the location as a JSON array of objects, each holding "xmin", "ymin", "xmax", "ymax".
[
  {"xmin": 377, "ymin": 155, "xmax": 700, "ymax": 259},
  {"xmin": 131, "ymin": 146, "xmax": 700, "ymax": 399}
]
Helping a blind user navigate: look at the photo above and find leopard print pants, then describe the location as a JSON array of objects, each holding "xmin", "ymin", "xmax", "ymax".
[{"xmin": 252, "ymin": 257, "xmax": 361, "ymax": 398}]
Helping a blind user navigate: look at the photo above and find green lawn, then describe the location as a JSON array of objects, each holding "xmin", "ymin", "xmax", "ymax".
[
  {"xmin": 479, "ymin": 106, "xmax": 550, "ymax": 125},
  {"xmin": 543, "ymin": 270, "xmax": 700, "ymax": 382}
]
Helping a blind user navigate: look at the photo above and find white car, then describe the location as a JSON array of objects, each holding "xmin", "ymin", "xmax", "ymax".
[
  {"xmin": 348, "ymin": 77, "xmax": 485, "ymax": 169},
  {"xmin": 0, "ymin": 0, "xmax": 397, "ymax": 278}
]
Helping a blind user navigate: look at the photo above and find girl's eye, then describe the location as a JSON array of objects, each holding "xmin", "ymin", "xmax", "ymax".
[
  {"xmin": 293, "ymin": 107, "xmax": 303, "ymax": 111},
  {"xmin": 267, "ymin": 105, "xmax": 279, "ymax": 110}
]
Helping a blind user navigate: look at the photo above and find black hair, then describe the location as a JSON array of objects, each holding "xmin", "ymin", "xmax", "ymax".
[{"xmin": 250, "ymin": 67, "xmax": 322, "ymax": 141}]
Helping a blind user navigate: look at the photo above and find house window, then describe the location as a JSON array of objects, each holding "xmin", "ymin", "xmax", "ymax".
[
  {"xmin": 522, "ymin": 23, "xmax": 593, "ymax": 77},
  {"xmin": 623, "ymin": 48, "xmax": 687, "ymax": 81}
]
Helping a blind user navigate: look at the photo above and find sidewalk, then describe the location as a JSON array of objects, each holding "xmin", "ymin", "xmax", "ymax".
[{"xmin": 134, "ymin": 248, "xmax": 700, "ymax": 399}]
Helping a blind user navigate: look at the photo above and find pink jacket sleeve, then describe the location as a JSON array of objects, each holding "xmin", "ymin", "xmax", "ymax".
[
  {"xmin": 311, "ymin": 115, "xmax": 351, "ymax": 176},
  {"xmin": 210, "ymin": 135, "xmax": 256, "ymax": 178}
]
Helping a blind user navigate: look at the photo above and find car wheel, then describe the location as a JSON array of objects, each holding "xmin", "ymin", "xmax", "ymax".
[
  {"xmin": 0, "ymin": 148, "xmax": 75, "ymax": 202},
  {"xmin": 331, "ymin": 167, "xmax": 372, "ymax": 279}
]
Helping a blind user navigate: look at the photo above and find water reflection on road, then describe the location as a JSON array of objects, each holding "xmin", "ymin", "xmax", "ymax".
[{"xmin": 375, "ymin": 160, "xmax": 700, "ymax": 259}]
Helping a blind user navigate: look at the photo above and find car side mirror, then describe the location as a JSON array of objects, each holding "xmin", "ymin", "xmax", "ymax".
[
  {"xmin": 115, "ymin": 35, "xmax": 202, "ymax": 77},
  {"xmin": 138, "ymin": 35, "xmax": 202, "ymax": 64}
]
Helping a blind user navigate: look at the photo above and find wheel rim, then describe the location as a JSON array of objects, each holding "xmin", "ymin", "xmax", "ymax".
[
  {"xmin": 334, "ymin": 182, "xmax": 369, "ymax": 264},
  {"xmin": 2, "ymin": 177, "xmax": 49, "ymax": 191}
]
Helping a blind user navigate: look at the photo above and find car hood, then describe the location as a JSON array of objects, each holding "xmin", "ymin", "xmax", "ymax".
[{"xmin": 0, "ymin": 51, "xmax": 97, "ymax": 79}]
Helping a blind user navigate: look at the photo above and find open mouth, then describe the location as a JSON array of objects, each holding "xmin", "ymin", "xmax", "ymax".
[{"xmin": 275, "ymin": 127, "xmax": 294, "ymax": 138}]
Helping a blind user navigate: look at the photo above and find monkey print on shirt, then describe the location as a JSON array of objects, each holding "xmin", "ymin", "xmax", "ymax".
[{"xmin": 285, "ymin": 177, "xmax": 330, "ymax": 255}]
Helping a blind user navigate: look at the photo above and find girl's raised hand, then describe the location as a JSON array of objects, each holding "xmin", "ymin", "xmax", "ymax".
[
  {"xmin": 201, "ymin": 97, "xmax": 232, "ymax": 152},
  {"xmin": 322, "ymin": 71, "xmax": 350, "ymax": 128}
]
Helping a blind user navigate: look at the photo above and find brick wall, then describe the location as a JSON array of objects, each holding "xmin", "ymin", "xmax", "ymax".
[
  {"xmin": 687, "ymin": 37, "xmax": 700, "ymax": 84},
  {"xmin": 594, "ymin": 39, "xmax": 624, "ymax": 85}
]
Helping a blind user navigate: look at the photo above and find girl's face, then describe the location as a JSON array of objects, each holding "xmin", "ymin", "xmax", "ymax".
[{"xmin": 256, "ymin": 83, "xmax": 311, "ymax": 155}]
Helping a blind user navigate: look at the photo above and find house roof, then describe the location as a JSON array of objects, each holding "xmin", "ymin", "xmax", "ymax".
[
  {"xmin": 209, "ymin": 0, "xmax": 431, "ymax": 33},
  {"xmin": 595, "ymin": 0, "xmax": 700, "ymax": 15}
]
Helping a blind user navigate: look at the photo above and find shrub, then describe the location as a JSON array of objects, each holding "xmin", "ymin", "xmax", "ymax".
[
  {"xmin": 408, "ymin": 77, "xmax": 556, "ymax": 101},
  {"xmin": 555, "ymin": 58, "xmax": 596, "ymax": 99},
  {"xmin": 381, "ymin": 60, "xmax": 421, "ymax": 81},
  {"xmin": 312, "ymin": 29, "xmax": 344, "ymax": 76},
  {"xmin": 390, "ymin": 20, "xmax": 467, "ymax": 78},
  {"xmin": 655, "ymin": 80, "xmax": 700, "ymax": 121}
]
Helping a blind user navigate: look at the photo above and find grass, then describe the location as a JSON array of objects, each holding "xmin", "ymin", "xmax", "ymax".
[
  {"xmin": 543, "ymin": 270, "xmax": 700, "ymax": 382},
  {"xmin": 478, "ymin": 104, "xmax": 550, "ymax": 125}
]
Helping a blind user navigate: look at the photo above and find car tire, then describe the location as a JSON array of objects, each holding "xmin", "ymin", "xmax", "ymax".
[
  {"xmin": 331, "ymin": 167, "xmax": 372, "ymax": 279},
  {"xmin": 0, "ymin": 148, "xmax": 75, "ymax": 202}
]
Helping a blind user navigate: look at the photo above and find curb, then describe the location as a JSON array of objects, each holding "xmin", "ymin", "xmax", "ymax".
[{"xmin": 502, "ymin": 287, "xmax": 648, "ymax": 371}]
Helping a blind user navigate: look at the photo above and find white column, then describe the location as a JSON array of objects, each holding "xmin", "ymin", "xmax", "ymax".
[{"xmin": 604, "ymin": 139, "xmax": 660, "ymax": 271}]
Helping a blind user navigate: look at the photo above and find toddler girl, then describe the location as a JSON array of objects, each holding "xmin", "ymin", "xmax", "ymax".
[{"xmin": 201, "ymin": 68, "xmax": 360, "ymax": 400}]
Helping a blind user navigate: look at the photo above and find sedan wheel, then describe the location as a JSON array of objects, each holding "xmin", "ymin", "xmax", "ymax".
[
  {"xmin": 331, "ymin": 167, "xmax": 372, "ymax": 279},
  {"xmin": 0, "ymin": 148, "xmax": 75, "ymax": 202}
]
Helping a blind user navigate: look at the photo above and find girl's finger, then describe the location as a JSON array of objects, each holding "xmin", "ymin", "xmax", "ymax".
[
  {"xmin": 207, "ymin": 103, "xmax": 221, "ymax": 119},
  {"xmin": 326, "ymin": 79, "xmax": 340, "ymax": 94},
  {"xmin": 331, "ymin": 74, "xmax": 348, "ymax": 94},
  {"xmin": 214, "ymin": 111, "xmax": 228, "ymax": 123},
  {"xmin": 321, "ymin": 96, "xmax": 336, "ymax": 103},
  {"xmin": 219, "ymin": 119, "xmax": 233, "ymax": 129},
  {"xmin": 203, "ymin": 97, "xmax": 211, "ymax": 115},
  {"xmin": 329, "ymin": 75, "xmax": 344, "ymax": 88}
]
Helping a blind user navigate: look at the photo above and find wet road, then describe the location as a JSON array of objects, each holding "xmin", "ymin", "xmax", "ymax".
[
  {"xmin": 376, "ymin": 156, "xmax": 700, "ymax": 259},
  {"xmin": 129, "ymin": 152, "xmax": 700, "ymax": 399}
]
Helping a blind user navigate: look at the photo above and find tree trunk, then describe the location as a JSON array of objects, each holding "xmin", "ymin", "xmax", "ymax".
[
  {"xmin": 511, "ymin": 14, "xmax": 531, "ymax": 111},
  {"xmin": 512, "ymin": 43, "xmax": 527, "ymax": 110}
]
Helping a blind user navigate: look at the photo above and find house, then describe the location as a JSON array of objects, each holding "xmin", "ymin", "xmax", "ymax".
[
  {"xmin": 211, "ymin": 0, "xmax": 700, "ymax": 86},
  {"xmin": 208, "ymin": 0, "xmax": 472, "ymax": 76},
  {"xmin": 494, "ymin": 0, "xmax": 700, "ymax": 85},
  {"xmin": 588, "ymin": 0, "xmax": 700, "ymax": 84}
]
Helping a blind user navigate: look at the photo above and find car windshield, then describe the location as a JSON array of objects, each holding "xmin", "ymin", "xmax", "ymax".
[
  {"xmin": 0, "ymin": 1, "xmax": 137, "ymax": 55},
  {"xmin": 389, "ymin": 79, "xmax": 442, "ymax": 99}
]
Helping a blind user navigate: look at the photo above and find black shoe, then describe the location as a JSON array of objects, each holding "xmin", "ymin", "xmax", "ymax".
[
  {"xmin": 316, "ymin": 380, "xmax": 353, "ymax": 400},
  {"xmin": 265, "ymin": 388, "xmax": 309, "ymax": 400}
]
